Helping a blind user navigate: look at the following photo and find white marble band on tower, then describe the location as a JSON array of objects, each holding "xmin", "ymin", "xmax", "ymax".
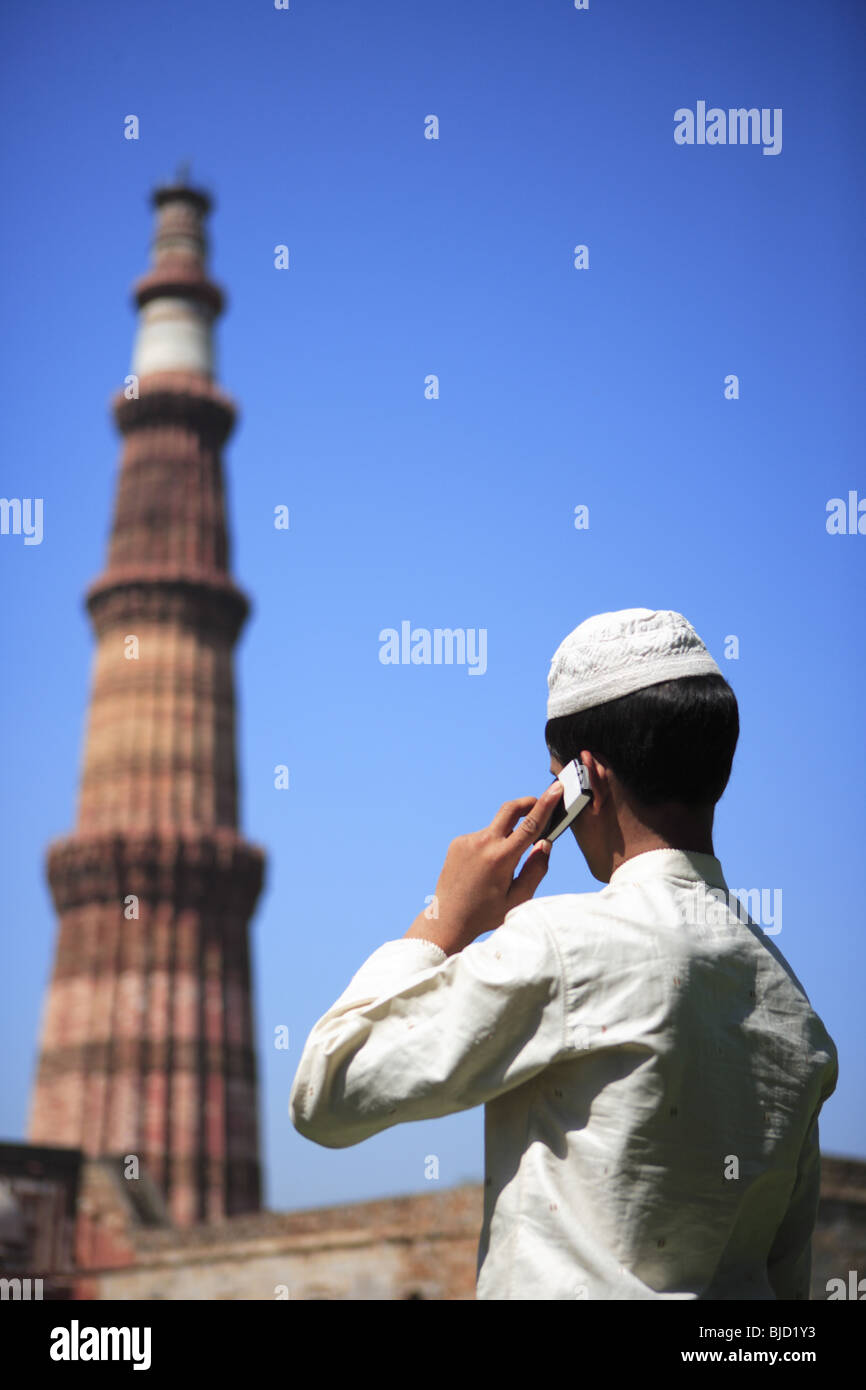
[{"xmin": 132, "ymin": 295, "xmax": 215, "ymax": 376}]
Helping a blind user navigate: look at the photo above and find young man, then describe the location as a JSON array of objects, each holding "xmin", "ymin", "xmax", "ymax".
[{"xmin": 290, "ymin": 608, "xmax": 838, "ymax": 1300}]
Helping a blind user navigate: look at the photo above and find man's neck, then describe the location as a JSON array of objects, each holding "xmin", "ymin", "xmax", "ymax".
[{"xmin": 608, "ymin": 809, "xmax": 715, "ymax": 877}]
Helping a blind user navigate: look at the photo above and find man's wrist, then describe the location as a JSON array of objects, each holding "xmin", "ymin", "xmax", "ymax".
[{"xmin": 404, "ymin": 910, "xmax": 461, "ymax": 957}]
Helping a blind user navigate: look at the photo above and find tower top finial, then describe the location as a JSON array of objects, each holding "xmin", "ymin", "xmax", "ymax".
[{"xmin": 152, "ymin": 165, "xmax": 212, "ymax": 216}]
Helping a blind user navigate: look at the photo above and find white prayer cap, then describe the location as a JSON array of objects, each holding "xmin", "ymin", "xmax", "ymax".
[{"xmin": 546, "ymin": 608, "xmax": 723, "ymax": 720}]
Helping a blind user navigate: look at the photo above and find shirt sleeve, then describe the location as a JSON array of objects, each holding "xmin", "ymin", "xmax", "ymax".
[
  {"xmin": 765, "ymin": 1029, "xmax": 839, "ymax": 1302},
  {"xmin": 289, "ymin": 903, "xmax": 568, "ymax": 1148},
  {"xmin": 765, "ymin": 1108, "xmax": 822, "ymax": 1300}
]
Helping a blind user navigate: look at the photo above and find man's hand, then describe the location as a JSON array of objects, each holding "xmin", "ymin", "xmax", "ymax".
[{"xmin": 403, "ymin": 781, "xmax": 563, "ymax": 957}]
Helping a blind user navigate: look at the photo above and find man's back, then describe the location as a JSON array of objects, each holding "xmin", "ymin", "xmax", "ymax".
[{"xmin": 478, "ymin": 848, "xmax": 838, "ymax": 1299}]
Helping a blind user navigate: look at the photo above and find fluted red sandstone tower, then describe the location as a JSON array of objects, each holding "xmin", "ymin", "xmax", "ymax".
[{"xmin": 29, "ymin": 173, "xmax": 265, "ymax": 1227}]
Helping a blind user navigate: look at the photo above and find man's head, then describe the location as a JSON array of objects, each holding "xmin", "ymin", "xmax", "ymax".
[{"xmin": 544, "ymin": 610, "xmax": 739, "ymax": 882}]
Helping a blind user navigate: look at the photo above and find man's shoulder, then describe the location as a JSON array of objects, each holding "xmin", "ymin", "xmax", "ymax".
[
  {"xmin": 504, "ymin": 890, "xmax": 603, "ymax": 924},
  {"xmin": 502, "ymin": 890, "xmax": 619, "ymax": 948},
  {"xmin": 502, "ymin": 884, "xmax": 737, "ymax": 962}
]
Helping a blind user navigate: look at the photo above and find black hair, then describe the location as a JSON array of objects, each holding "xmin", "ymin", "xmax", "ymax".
[{"xmin": 545, "ymin": 674, "xmax": 739, "ymax": 808}]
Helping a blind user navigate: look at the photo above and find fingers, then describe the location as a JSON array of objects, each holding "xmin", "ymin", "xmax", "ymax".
[
  {"xmin": 503, "ymin": 781, "xmax": 563, "ymax": 861},
  {"xmin": 488, "ymin": 782, "xmax": 563, "ymax": 840},
  {"xmin": 508, "ymin": 839, "xmax": 551, "ymax": 906},
  {"xmin": 488, "ymin": 796, "xmax": 538, "ymax": 838}
]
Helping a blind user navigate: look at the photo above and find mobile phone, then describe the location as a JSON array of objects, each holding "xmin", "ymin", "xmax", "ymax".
[{"xmin": 534, "ymin": 759, "xmax": 592, "ymax": 844}]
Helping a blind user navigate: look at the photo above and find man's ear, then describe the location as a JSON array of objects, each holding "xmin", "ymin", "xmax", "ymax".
[{"xmin": 580, "ymin": 750, "xmax": 610, "ymax": 808}]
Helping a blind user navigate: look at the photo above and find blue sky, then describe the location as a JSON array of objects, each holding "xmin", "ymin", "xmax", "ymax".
[{"xmin": 1, "ymin": 0, "xmax": 864, "ymax": 1215}]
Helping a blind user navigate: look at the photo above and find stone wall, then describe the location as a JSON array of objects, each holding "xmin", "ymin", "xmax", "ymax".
[
  {"xmin": 3, "ymin": 1142, "xmax": 863, "ymax": 1301},
  {"xmin": 91, "ymin": 1184, "xmax": 482, "ymax": 1301},
  {"xmin": 87, "ymin": 1155, "xmax": 866, "ymax": 1301}
]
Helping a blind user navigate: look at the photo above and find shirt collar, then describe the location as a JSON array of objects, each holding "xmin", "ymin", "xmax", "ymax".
[{"xmin": 606, "ymin": 847, "xmax": 728, "ymax": 891}]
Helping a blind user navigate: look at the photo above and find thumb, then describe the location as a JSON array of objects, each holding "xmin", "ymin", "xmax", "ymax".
[{"xmin": 509, "ymin": 839, "xmax": 551, "ymax": 905}]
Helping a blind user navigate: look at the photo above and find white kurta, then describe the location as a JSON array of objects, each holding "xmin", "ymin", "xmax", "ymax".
[{"xmin": 289, "ymin": 848, "xmax": 838, "ymax": 1300}]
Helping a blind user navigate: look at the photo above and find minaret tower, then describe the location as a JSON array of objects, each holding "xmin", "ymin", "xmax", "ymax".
[{"xmin": 29, "ymin": 170, "xmax": 265, "ymax": 1227}]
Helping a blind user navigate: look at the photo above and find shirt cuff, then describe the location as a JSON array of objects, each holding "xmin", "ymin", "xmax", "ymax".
[{"xmin": 398, "ymin": 937, "xmax": 449, "ymax": 960}]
